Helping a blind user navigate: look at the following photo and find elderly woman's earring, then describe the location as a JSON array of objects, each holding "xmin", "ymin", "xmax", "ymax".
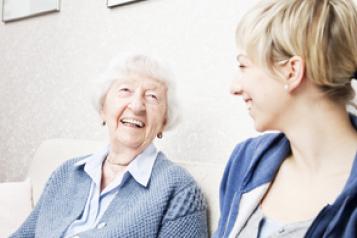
[
  {"xmin": 157, "ymin": 132, "xmax": 163, "ymax": 139},
  {"xmin": 102, "ymin": 121, "xmax": 106, "ymax": 126}
]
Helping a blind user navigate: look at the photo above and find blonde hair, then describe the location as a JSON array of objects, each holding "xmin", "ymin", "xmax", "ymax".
[{"xmin": 236, "ymin": 0, "xmax": 357, "ymax": 104}]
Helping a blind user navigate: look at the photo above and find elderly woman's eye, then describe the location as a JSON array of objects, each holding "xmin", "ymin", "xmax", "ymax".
[
  {"xmin": 117, "ymin": 87, "xmax": 131, "ymax": 96},
  {"xmin": 146, "ymin": 93, "xmax": 159, "ymax": 102}
]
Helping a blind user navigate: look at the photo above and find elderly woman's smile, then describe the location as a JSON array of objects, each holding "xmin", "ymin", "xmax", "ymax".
[{"xmin": 120, "ymin": 118, "xmax": 145, "ymax": 128}]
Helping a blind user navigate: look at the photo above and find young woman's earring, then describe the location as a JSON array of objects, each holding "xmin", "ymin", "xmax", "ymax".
[
  {"xmin": 284, "ymin": 84, "xmax": 289, "ymax": 91},
  {"xmin": 102, "ymin": 121, "xmax": 106, "ymax": 126}
]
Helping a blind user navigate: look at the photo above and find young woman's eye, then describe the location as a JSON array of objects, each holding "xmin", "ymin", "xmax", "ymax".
[{"xmin": 237, "ymin": 63, "xmax": 246, "ymax": 69}]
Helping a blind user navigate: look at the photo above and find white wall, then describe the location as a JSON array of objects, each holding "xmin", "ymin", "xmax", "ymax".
[{"xmin": 0, "ymin": 0, "xmax": 259, "ymax": 182}]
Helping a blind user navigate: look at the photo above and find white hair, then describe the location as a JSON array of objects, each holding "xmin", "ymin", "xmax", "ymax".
[{"xmin": 92, "ymin": 53, "xmax": 180, "ymax": 131}]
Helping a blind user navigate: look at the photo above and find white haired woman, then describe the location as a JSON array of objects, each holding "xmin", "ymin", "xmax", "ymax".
[
  {"xmin": 11, "ymin": 54, "xmax": 208, "ymax": 238},
  {"xmin": 215, "ymin": 0, "xmax": 357, "ymax": 237}
]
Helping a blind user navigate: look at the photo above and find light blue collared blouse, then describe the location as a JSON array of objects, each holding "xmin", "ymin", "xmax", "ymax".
[{"xmin": 62, "ymin": 144, "xmax": 158, "ymax": 238}]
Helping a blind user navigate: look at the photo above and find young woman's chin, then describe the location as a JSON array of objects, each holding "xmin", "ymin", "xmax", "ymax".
[
  {"xmin": 254, "ymin": 124, "xmax": 266, "ymax": 133},
  {"xmin": 252, "ymin": 117, "xmax": 272, "ymax": 133}
]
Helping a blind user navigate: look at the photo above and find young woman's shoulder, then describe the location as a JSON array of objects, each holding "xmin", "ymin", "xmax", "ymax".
[{"xmin": 228, "ymin": 133, "xmax": 285, "ymax": 167}]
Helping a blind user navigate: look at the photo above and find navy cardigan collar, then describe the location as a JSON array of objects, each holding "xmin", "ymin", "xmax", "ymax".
[{"xmin": 244, "ymin": 114, "xmax": 357, "ymax": 195}]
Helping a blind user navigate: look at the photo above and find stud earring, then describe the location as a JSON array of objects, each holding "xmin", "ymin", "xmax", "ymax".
[
  {"xmin": 283, "ymin": 84, "xmax": 289, "ymax": 91},
  {"xmin": 102, "ymin": 121, "xmax": 106, "ymax": 126},
  {"xmin": 157, "ymin": 132, "xmax": 163, "ymax": 139}
]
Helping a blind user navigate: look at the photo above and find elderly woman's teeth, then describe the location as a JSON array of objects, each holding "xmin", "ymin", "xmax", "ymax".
[{"xmin": 120, "ymin": 118, "xmax": 145, "ymax": 128}]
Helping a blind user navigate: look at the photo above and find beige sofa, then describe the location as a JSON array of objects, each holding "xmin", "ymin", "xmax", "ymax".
[{"xmin": 1, "ymin": 139, "xmax": 225, "ymax": 237}]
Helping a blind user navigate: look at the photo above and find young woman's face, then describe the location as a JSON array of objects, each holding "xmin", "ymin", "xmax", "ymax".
[{"xmin": 230, "ymin": 53, "xmax": 288, "ymax": 132}]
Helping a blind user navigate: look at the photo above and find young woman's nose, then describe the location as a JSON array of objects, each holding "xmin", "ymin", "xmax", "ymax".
[{"xmin": 230, "ymin": 79, "xmax": 243, "ymax": 96}]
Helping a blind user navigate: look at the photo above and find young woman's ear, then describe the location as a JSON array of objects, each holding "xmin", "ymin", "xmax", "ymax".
[{"xmin": 284, "ymin": 56, "xmax": 305, "ymax": 92}]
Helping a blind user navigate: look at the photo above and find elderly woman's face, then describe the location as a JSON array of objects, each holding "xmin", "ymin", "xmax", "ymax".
[{"xmin": 101, "ymin": 74, "xmax": 167, "ymax": 151}]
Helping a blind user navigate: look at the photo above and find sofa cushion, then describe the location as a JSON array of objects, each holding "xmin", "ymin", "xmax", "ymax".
[{"xmin": 0, "ymin": 179, "xmax": 33, "ymax": 237}]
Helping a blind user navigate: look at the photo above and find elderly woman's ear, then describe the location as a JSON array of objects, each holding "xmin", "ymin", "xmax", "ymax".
[
  {"xmin": 156, "ymin": 116, "xmax": 167, "ymax": 139},
  {"xmin": 157, "ymin": 117, "xmax": 168, "ymax": 139},
  {"xmin": 100, "ymin": 109, "xmax": 106, "ymax": 126}
]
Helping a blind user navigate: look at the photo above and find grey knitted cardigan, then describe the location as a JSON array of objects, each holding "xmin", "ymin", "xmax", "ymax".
[{"xmin": 10, "ymin": 152, "xmax": 208, "ymax": 238}]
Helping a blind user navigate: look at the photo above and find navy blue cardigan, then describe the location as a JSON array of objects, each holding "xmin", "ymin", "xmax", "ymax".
[{"xmin": 214, "ymin": 116, "xmax": 357, "ymax": 237}]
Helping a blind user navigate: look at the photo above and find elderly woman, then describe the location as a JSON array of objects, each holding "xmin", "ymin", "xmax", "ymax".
[
  {"xmin": 215, "ymin": 0, "xmax": 357, "ymax": 237},
  {"xmin": 11, "ymin": 54, "xmax": 208, "ymax": 238}
]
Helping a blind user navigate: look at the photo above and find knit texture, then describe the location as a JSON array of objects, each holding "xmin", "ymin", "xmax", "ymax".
[{"xmin": 10, "ymin": 152, "xmax": 208, "ymax": 238}]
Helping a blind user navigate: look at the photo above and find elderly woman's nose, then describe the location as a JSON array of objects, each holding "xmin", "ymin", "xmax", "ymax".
[
  {"xmin": 128, "ymin": 94, "xmax": 145, "ymax": 112},
  {"xmin": 230, "ymin": 79, "xmax": 243, "ymax": 96}
]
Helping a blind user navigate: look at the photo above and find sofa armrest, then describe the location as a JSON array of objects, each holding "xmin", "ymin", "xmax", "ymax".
[{"xmin": 0, "ymin": 179, "xmax": 33, "ymax": 237}]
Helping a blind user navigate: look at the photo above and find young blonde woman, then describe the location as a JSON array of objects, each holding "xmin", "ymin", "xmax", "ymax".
[{"xmin": 215, "ymin": 0, "xmax": 357, "ymax": 237}]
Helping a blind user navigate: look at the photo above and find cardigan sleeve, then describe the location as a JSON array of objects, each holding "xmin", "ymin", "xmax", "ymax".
[
  {"xmin": 213, "ymin": 137, "xmax": 261, "ymax": 238},
  {"xmin": 9, "ymin": 172, "xmax": 55, "ymax": 238},
  {"xmin": 9, "ymin": 157, "xmax": 80, "ymax": 238},
  {"xmin": 158, "ymin": 183, "xmax": 208, "ymax": 238}
]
